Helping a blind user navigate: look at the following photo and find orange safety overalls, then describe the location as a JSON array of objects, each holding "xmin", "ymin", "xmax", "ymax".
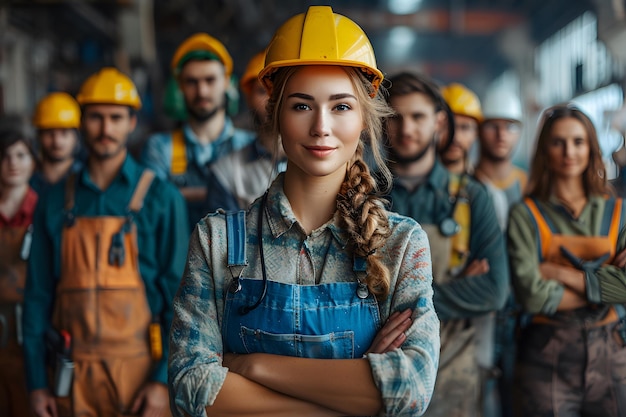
[
  {"xmin": 516, "ymin": 197, "xmax": 626, "ymax": 417},
  {"xmin": 52, "ymin": 171, "xmax": 159, "ymax": 417},
  {"xmin": 0, "ymin": 224, "xmax": 32, "ymax": 417},
  {"xmin": 524, "ymin": 196, "xmax": 622, "ymax": 324}
]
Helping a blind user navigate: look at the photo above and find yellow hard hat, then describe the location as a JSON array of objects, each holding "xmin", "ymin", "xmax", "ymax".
[
  {"xmin": 32, "ymin": 92, "xmax": 81, "ymax": 129},
  {"xmin": 240, "ymin": 50, "xmax": 266, "ymax": 97},
  {"xmin": 442, "ymin": 82, "xmax": 483, "ymax": 123},
  {"xmin": 259, "ymin": 6, "xmax": 384, "ymax": 97},
  {"xmin": 171, "ymin": 33, "xmax": 233, "ymax": 77},
  {"xmin": 76, "ymin": 67, "xmax": 142, "ymax": 110}
]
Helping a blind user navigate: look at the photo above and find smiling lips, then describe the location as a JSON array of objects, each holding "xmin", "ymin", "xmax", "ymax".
[{"xmin": 305, "ymin": 145, "xmax": 336, "ymax": 158}]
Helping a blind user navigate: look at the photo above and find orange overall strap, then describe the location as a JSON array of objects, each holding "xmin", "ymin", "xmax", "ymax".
[
  {"xmin": 608, "ymin": 198, "xmax": 623, "ymax": 256},
  {"xmin": 170, "ymin": 129, "xmax": 187, "ymax": 176},
  {"xmin": 64, "ymin": 173, "xmax": 77, "ymax": 212},
  {"xmin": 523, "ymin": 197, "xmax": 552, "ymax": 261},
  {"xmin": 128, "ymin": 170, "xmax": 156, "ymax": 212}
]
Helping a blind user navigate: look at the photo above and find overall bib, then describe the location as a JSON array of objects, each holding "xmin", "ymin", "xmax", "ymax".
[
  {"xmin": 221, "ymin": 209, "xmax": 381, "ymax": 361},
  {"xmin": 53, "ymin": 171, "xmax": 156, "ymax": 417},
  {"xmin": 0, "ymin": 224, "xmax": 32, "ymax": 417},
  {"xmin": 515, "ymin": 197, "xmax": 626, "ymax": 417},
  {"xmin": 422, "ymin": 174, "xmax": 483, "ymax": 417}
]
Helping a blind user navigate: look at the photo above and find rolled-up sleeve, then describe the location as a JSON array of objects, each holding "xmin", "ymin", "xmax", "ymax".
[
  {"xmin": 168, "ymin": 219, "xmax": 229, "ymax": 417},
  {"xmin": 368, "ymin": 224, "xmax": 440, "ymax": 416}
]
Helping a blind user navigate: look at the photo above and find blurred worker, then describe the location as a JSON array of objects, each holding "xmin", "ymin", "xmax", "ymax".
[
  {"xmin": 141, "ymin": 33, "xmax": 254, "ymax": 229},
  {"xmin": 210, "ymin": 50, "xmax": 286, "ymax": 211},
  {"xmin": 0, "ymin": 129, "xmax": 37, "ymax": 417},
  {"xmin": 441, "ymin": 82, "xmax": 483, "ymax": 175},
  {"xmin": 23, "ymin": 67, "xmax": 189, "ymax": 417},
  {"xmin": 30, "ymin": 92, "xmax": 83, "ymax": 194},
  {"xmin": 385, "ymin": 71, "xmax": 508, "ymax": 417},
  {"xmin": 474, "ymin": 87, "xmax": 525, "ymax": 417}
]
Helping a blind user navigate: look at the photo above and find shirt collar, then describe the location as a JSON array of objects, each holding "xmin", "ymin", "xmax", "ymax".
[
  {"xmin": 0, "ymin": 187, "xmax": 38, "ymax": 226},
  {"xmin": 182, "ymin": 117, "xmax": 235, "ymax": 147},
  {"xmin": 79, "ymin": 153, "xmax": 138, "ymax": 190},
  {"xmin": 263, "ymin": 173, "xmax": 348, "ymax": 248}
]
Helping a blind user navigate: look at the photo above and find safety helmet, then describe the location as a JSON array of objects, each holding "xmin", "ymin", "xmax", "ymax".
[
  {"xmin": 32, "ymin": 92, "xmax": 81, "ymax": 129},
  {"xmin": 481, "ymin": 87, "xmax": 522, "ymax": 123},
  {"xmin": 171, "ymin": 33, "xmax": 233, "ymax": 78},
  {"xmin": 442, "ymin": 82, "xmax": 483, "ymax": 123},
  {"xmin": 240, "ymin": 50, "xmax": 266, "ymax": 97},
  {"xmin": 259, "ymin": 6, "xmax": 384, "ymax": 97},
  {"xmin": 76, "ymin": 67, "xmax": 142, "ymax": 110}
]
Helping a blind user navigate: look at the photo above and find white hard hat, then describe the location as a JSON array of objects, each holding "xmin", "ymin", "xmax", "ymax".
[{"xmin": 481, "ymin": 87, "xmax": 522, "ymax": 123}]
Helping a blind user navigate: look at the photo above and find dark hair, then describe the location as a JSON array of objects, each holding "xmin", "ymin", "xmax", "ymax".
[
  {"xmin": 265, "ymin": 65, "xmax": 394, "ymax": 300},
  {"xmin": 526, "ymin": 103, "xmax": 608, "ymax": 199},
  {"xmin": 386, "ymin": 72, "xmax": 455, "ymax": 151},
  {"xmin": 0, "ymin": 128, "xmax": 38, "ymax": 162}
]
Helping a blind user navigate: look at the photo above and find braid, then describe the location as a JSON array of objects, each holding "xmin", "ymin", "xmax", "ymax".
[{"xmin": 337, "ymin": 144, "xmax": 392, "ymax": 300}]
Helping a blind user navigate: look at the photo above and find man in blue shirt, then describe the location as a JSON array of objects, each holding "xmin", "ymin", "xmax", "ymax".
[
  {"xmin": 385, "ymin": 71, "xmax": 508, "ymax": 417},
  {"xmin": 141, "ymin": 33, "xmax": 254, "ymax": 230},
  {"xmin": 24, "ymin": 67, "xmax": 189, "ymax": 417}
]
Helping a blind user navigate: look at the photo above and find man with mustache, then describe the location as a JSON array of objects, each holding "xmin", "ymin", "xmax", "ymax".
[
  {"xmin": 30, "ymin": 92, "xmax": 83, "ymax": 193},
  {"xmin": 23, "ymin": 67, "xmax": 189, "ymax": 417},
  {"xmin": 141, "ymin": 33, "xmax": 254, "ymax": 230}
]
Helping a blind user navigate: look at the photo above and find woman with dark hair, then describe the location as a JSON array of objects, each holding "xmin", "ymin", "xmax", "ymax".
[
  {"xmin": 168, "ymin": 6, "xmax": 439, "ymax": 417},
  {"xmin": 508, "ymin": 103, "xmax": 626, "ymax": 416},
  {"xmin": 0, "ymin": 128, "xmax": 38, "ymax": 417}
]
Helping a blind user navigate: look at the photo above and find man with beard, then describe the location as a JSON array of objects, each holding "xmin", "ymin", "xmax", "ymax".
[
  {"xmin": 30, "ymin": 92, "xmax": 83, "ymax": 193},
  {"xmin": 141, "ymin": 33, "xmax": 254, "ymax": 229},
  {"xmin": 473, "ymin": 86, "xmax": 525, "ymax": 417},
  {"xmin": 23, "ymin": 67, "xmax": 188, "ymax": 417},
  {"xmin": 385, "ymin": 72, "xmax": 508, "ymax": 417},
  {"xmin": 210, "ymin": 50, "xmax": 286, "ymax": 211},
  {"xmin": 440, "ymin": 83, "xmax": 483, "ymax": 175}
]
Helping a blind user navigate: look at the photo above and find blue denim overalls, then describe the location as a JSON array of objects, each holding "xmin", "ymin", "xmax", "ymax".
[{"xmin": 221, "ymin": 200, "xmax": 381, "ymax": 359}]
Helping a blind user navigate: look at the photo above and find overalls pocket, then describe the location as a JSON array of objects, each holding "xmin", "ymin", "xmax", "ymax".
[{"xmin": 240, "ymin": 326, "xmax": 355, "ymax": 358}]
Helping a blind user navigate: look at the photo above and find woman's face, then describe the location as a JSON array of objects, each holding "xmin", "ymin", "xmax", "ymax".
[
  {"xmin": 546, "ymin": 116, "xmax": 590, "ymax": 180},
  {"xmin": 1, "ymin": 141, "xmax": 35, "ymax": 188},
  {"xmin": 279, "ymin": 65, "xmax": 364, "ymax": 180}
]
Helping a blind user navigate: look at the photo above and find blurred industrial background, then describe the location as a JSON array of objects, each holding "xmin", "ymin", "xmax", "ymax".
[{"xmin": 1, "ymin": 0, "xmax": 625, "ymax": 173}]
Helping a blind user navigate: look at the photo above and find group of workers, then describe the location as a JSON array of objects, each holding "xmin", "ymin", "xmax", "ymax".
[{"xmin": 1, "ymin": 4, "xmax": 626, "ymax": 417}]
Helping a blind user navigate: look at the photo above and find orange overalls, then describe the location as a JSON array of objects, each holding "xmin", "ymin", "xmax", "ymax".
[
  {"xmin": 516, "ymin": 197, "xmax": 626, "ymax": 417},
  {"xmin": 0, "ymin": 223, "xmax": 33, "ymax": 417},
  {"xmin": 52, "ymin": 171, "xmax": 158, "ymax": 417}
]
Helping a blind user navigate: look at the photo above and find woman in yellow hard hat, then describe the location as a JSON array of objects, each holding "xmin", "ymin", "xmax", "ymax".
[{"xmin": 169, "ymin": 5, "xmax": 439, "ymax": 417}]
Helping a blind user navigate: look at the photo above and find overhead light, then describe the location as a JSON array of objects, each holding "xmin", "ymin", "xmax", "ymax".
[
  {"xmin": 386, "ymin": 26, "xmax": 416, "ymax": 63},
  {"xmin": 388, "ymin": 0, "xmax": 423, "ymax": 15}
]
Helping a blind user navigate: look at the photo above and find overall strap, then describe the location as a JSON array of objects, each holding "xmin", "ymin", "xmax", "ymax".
[
  {"xmin": 602, "ymin": 197, "xmax": 623, "ymax": 249},
  {"xmin": 64, "ymin": 173, "xmax": 78, "ymax": 226},
  {"xmin": 170, "ymin": 128, "xmax": 187, "ymax": 176},
  {"xmin": 226, "ymin": 210, "xmax": 248, "ymax": 279},
  {"xmin": 523, "ymin": 197, "xmax": 554, "ymax": 261},
  {"xmin": 449, "ymin": 174, "xmax": 471, "ymax": 269},
  {"xmin": 128, "ymin": 170, "xmax": 156, "ymax": 213}
]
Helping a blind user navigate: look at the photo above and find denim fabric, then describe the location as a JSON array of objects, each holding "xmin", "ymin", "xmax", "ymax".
[
  {"xmin": 168, "ymin": 173, "xmax": 440, "ymax": 417},
  {"xmin": 223, "ymin": 279, "xmax": 381, "ymax": 359}
]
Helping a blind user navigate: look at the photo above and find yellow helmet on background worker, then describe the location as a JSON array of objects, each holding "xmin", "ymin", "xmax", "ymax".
[
  {"xmin": 442, "ymin": 82, "xmax": 483, "ymax": 123},
  {"xmin": 171, "ymin": 33, "xmax": 233, "ymax": 78},
  {"xmin": 76, "ymin": 67, "xmax": 142, "ymax": 110},
  {"xmin": 240, "ymin": 50, "xmax": 266, "ymax": 97},
  {"xmin": 259, "ymin": 5, "xmax": 384, "ymax": 97},
  {"xmin": 32, "ymin": 92, "xmax": 81, "ymax": 129}
]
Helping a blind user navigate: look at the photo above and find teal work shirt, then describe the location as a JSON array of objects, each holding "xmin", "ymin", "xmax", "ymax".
[
  {"xmin": 22, "ymin": 155, "xmax": 190, "ymax": 391},
  {"xmin": 388, "ymin": 161, "xmax": 508, "ymax": 320}
]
